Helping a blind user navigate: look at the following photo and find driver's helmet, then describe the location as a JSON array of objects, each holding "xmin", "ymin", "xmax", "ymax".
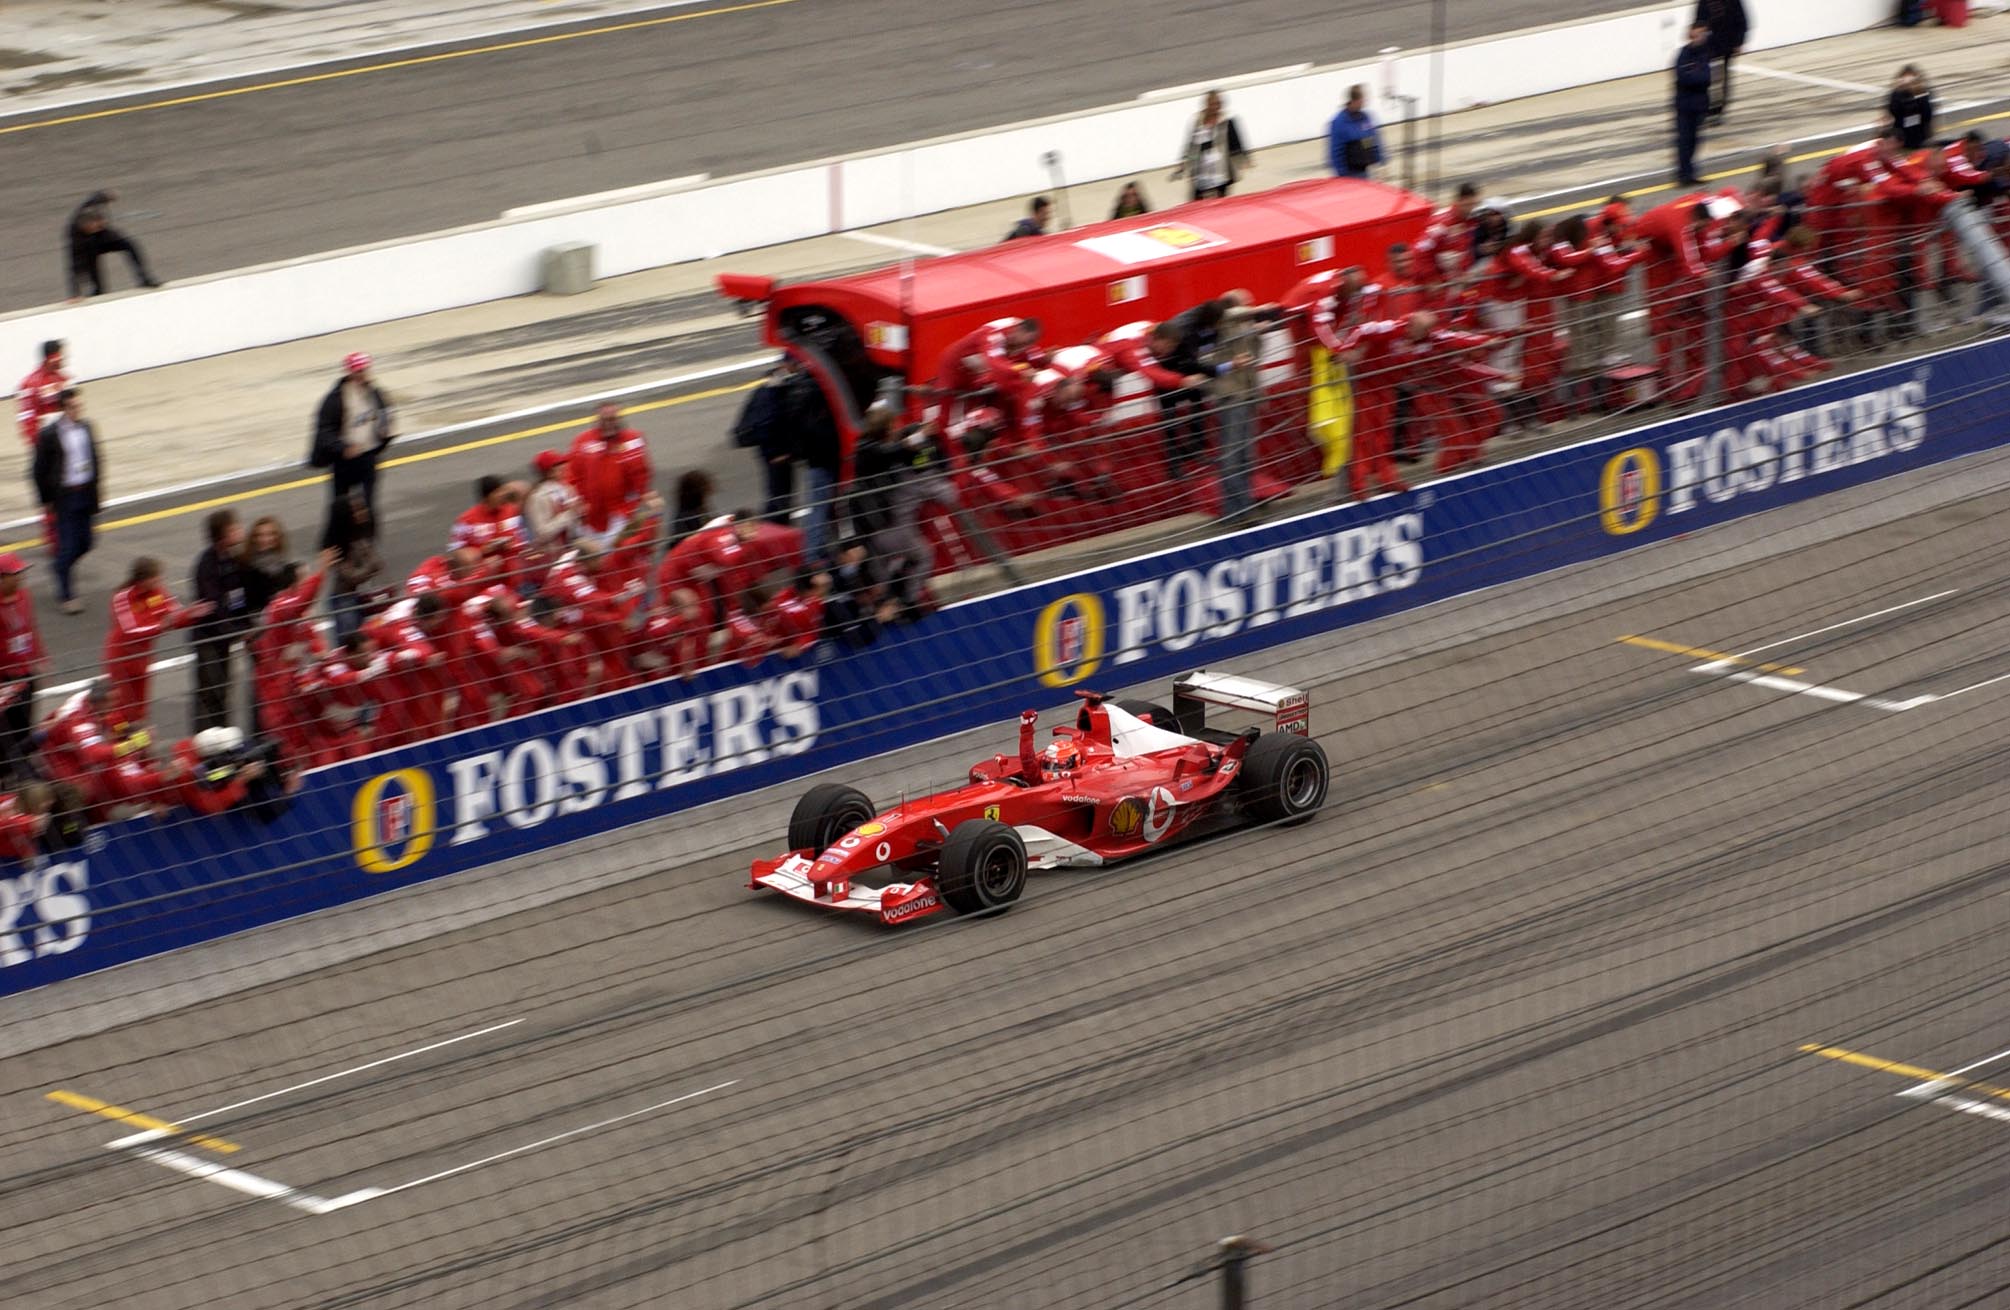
[{"xmin": 1043, "ymin": 738, "xmax": 1081, "ymax": 772}]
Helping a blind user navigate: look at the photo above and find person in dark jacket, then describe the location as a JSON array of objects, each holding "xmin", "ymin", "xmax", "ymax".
[
  {"xmin": 670, "ymin": 469, "xmax": 716, "ymax": 541},
  {"xmin": 735, "ymin": 360, "xmax": 801, "ymax": 521},
  {"xmin": 31, "ymin": 389, "xmax": 102, "ymax": 612},
  {"xmin": 310, "ymin": 352, "xmax": 395, "ymax": 542},
  {"xmin": 189, "ymin": 510, "xmax": 251, "ymax": 732},
  {"xmin": 65, "ymin": 190, "xmax": 160, "ymax": 300},
  {"xmin": 790, "ymin": 368, "xmax": 844, "ymax": 563},
  {"xmin": 1674, "ymin": 23, "xmax": 1715, "ymax": 185},
  {"xmin": 1888, "ymin": 65, "xmax": 1934, "ymax": 149},
  {"xmin": 1326, "ymin": 86, "xmax": 1383, "ymax": 180},
  {"xmin": 1004, "ymin": 197, "xmax": 1053, "ymax": 240},
  {"xmin": 1694, "ymin": 0, "xmax": 1748, "ymax": 118}
]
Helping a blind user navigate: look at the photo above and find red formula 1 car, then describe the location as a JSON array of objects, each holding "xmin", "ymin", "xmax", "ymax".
[{"xmin": 750, "ymin": 671, "xmax": 1329, "ymax": 925}]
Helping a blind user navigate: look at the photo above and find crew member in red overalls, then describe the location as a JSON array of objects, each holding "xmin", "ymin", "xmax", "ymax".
[
  {"xmin": 1412, "ymin": 183, "xmax": 1481, "ymax": 279},
  {"xmin": 0, "ymin": 553, "xmax": 45, "ymax": 782},
  {"xmin": 103, "ymin": 557, "xmax": 211, "ymax": 733},
  {"xmin": 38, "ymin": 683, "xmax": 116, "ymax": 795},
  {"xmin": 447, "ymin": 475, "xmax": 527, "ymax": 580},
  {"xmin": 934, "ymin": 316, "xmax": 1045, "ymax": 436},
  {"xmin": 1494, "ymin": 221, "xmax": 1573, "ymax": 421},
  {"xmin": 1640, "ymin": 199, "xmax": 1737, "ymax": 403},
  {"xmin": 566, "ymin": 403, "xmax": 653, "ymax": 550},
  {"xmin": 1335, "ymin": 316, "xmax": 1409, "ymax": 501},
  {"xmin": 363, "ymin": 593, "xmax": 454, "ymax": 748},
  {"xmin": 17, "ymin": 340, "xmax": 68, "ymax": 550},
  {"xmin": 1391, "ymin": 313, "xmax": 1505, "ymax": 474}
]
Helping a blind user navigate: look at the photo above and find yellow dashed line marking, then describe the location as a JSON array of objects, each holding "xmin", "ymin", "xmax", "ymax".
[{"xmin": 46, "ymin": 1089, "xmax": 241, "ymax": 1154}]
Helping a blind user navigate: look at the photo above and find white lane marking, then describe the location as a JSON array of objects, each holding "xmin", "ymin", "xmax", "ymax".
[
  {"xmin": 1738, "ymin": 64, "xmax": 1883, "ymax": 97},
  {"xmin": 35, "ymin": 618, "xmax": 337, "ymax": 703},
  {"xmin": 1699, "ymin": 666, "xmax": 1922, "ymax": 713},
  {"xmin": 1927, "ymin": 669, "xmax": 2010, "ymax": 702},
  {"xmin": 1698, "ymin": 590, "xmax": 1961, "ymax": 670},
  {"xmin": 0, "ymin": 356, "xmax": 778, "ymax": 537},
  {"xmin": 841, "ymin": 231, "xmax": 959, "ymax": 258},
  {"xmin": 108, "ymin": 1018, "xmax": 525, "ymax": 1147},
  {"xmin": 355, "ymin": 1080, "xmax": 738, "ymax": 1205},
  {"xmin": 130, "ymin": 1145, "xmax": 366, "ymax": 1215},
  {"xmin": 1914, "ymin": 1093, "xmax": 2010, "ymax": 1125},
  {"xmin": 1899, "ymin": 1045, "xmax": 2010, "ymax": 1101}
]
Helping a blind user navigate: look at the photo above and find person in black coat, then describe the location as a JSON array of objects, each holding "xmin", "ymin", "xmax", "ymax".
[
  {"xmin": 1694, "ymin": 0, "xmax": 1748, "ymax": 118},
  {"xmin": 1888, "ymin": 65, "xmax": 1934, "ymax": 149},
  {"xmin": 31, "ymin": 389, "xmax": 102, "ymax": 612},
  {"xmin": 1673, "ymin": 23, "xmax": 1715, "ymax": 186},
  {"xmin": 65, "ymin": 190, "xmax": 160, "ymax": 299},
  {"xmin": 309, "ymin": 352, "xmax": 395, "ymax": 543},
  {"xmin": 189, "ymin": 509, "xmax": 251, "ymax": 732}
]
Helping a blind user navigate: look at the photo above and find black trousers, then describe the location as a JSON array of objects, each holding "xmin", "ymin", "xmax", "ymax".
[
  {"xmin": 761, "ymin": 456, "xmax": 795, "ymax": 521},
  {"xmin": 1711, "ymin": 51, "xmax": 1736, "ymax": 114},
  {"xmin": 193, "ymin": 638, "xmax": 237, "ymax": 733},
  {"xmin": 1674, "ymin": 107, "xmax": 1706, "ymax": 184},
  {"xmin": 68, "ymin": 231, "xmax": 153, "ymax": 297}
]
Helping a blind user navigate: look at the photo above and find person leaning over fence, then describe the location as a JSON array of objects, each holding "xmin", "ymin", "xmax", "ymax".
[{"xmin": 0, "ymin": 555, "xmax": 45, "ymax": 785}]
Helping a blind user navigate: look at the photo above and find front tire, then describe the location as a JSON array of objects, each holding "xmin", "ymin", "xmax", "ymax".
[
  {"xmin": 936, "ymin": 818, "xmax": 1027, "ymax": 916},
  {"xmin": 1237, "ymin": 733, "xmax": 1328, "ymax": 826},
  {"xmin": 788, "ymin": 783, "xmax": 876, "ymax": 854}
]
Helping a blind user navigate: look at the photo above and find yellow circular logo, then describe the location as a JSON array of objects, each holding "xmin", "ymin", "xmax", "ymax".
[
  {"xmin": 352, "ymin": 768, "xmax": 437, "ymax": 874},
  {"xmin": 1600, "ymin": 447, "xmax": 1662, "ymax": 536},
  {"xmin": 1033, "ymin": 592, "xmax": 1106, "ymax": 689}
]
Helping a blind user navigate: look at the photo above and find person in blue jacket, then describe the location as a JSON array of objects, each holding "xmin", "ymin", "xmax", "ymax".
[
  {"xmin": 1673, "ymin": 23, "xmax": 1714, "ymax": 186},
  {"xmin": 1327, "ymin": 85, "xmax": 1383, "ymax": 179}
]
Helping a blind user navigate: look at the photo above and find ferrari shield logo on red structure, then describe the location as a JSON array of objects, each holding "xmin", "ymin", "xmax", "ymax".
[{"xmin": 1109, "ymin": 797, "xmax": 1145, "ymax": 837}]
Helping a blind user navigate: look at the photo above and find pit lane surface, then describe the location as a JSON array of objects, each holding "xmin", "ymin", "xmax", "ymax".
[
  {"xmin": 0, "ymin": 0, "xmax": 1647, "ymax": 310},
  {"xmin": 7, "ymin": 482, "xmax": 2010, "ymax": 1307}
]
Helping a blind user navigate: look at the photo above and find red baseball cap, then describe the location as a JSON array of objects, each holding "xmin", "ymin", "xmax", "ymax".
[
  {"xmin": 533, "ymin": 450, "xmax": 567, "ymax": 475},
  {"xmin": 0, "ymin": 553, "xmax": 27, "ymax": 575},
  {"xmin": 344, "ymin": 351, "xmax": 373, "ymax": 374}
]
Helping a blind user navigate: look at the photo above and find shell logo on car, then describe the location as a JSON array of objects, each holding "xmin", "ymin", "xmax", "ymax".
[{"xmin": 1109, "ymin": 796, "xmax": 1145, "ymax": 837}]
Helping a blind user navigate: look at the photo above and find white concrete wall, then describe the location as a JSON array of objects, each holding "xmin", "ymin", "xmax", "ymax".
[{"xmin": 0, "ymin": 0, "xmax": 1895, "ymax": 381}]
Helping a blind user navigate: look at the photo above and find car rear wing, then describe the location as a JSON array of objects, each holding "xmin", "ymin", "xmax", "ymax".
[{"xmin": 1172, "ymin": 669, "xmax": 1309, "ymax": 736}]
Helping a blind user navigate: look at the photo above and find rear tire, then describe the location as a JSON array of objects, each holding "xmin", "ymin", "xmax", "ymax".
[
  {"xmin": 787, "ymin": 783, "xmax": 876, "ymax": 854},
  {"xmin": 1113, "ymin": 699, "xmax": 1177, "ymax": 728},
  {"xmin": 936, "ymin": 818, "xmax": 1027, "ymax": 916},
  {"xmin": 1237, "ymin": 733, "xmax": 1329, "ymax": 826}
]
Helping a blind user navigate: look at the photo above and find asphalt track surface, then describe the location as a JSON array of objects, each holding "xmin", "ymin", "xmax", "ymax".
[
  {"xmin": 0, "ymin": 0, "xmax": 1647, "ymax": 310},
  {"xmin": 8, "ymin": 476, "xmax": 2010, "ymax": 1307}
]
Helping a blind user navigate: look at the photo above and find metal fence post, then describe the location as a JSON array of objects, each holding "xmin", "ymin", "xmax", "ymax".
[
  {"xmin": 1215, "ymin": 1234, "xmax": 1271, "ymax": 1310},
  {"xmin": 1703, "ymin": 267, "xmax": 1726, "ymax": 406}
]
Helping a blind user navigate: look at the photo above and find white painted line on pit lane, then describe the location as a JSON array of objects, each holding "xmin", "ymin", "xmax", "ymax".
[
  {"xmin": 1694, "ymin": 666, "xmax": 1924, "ymax": 713},
  {"xmin": 841, "ymin": 231, "xmax": 960, "ymax": 259},
  {"xmin": 107, "ymin": 1018, "xmax": 526, "ymax": 1147},
  {"xmin": 1696, "ymin": 590, "xmax": 1961, "ymax": 671},
  {"xmin": 0, "ymin": 356, "xmax": 779, "ymax": 537},
  {"xmin": 1924, "ymin": 669, "xmax": 2010, "ymax": 703},
  {"xmin": 1738, "ymin": 64, "xmax": 1884, "ymax": 97},
  {"xmin": 1899, "ymin": 1044, "xmax": 2010, "ymax": 1102},
  {"xmin": 129, "ymin": 1144, "xmax": 362, "ymax": 1214},
  {"xmin": 34, "ymin": 618, "xmax": 336, "ymax": 704},
  {"xmin": 320, "ymin": 1079, "xmax": 739, "ymax": 1210}
]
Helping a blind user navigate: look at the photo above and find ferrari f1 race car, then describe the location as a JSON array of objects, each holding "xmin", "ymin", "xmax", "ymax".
[{"xmin": 749, "ymin": 670, "xmax": 1328, "ymax": 925}]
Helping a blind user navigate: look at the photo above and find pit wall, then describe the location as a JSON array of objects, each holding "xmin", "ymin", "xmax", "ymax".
[
  {"xmin": 0, "ymin": 331, "xmax": 1993, "ymax": 997},
  {"xmin": 0, "ymin": 0, "xmax": 1896, "ymax": 379}
]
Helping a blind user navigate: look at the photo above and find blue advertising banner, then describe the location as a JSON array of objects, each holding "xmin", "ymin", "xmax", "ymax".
[{"xmin": 2, "ymin": 336, "xmax": 2001, "ymax": 995}]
